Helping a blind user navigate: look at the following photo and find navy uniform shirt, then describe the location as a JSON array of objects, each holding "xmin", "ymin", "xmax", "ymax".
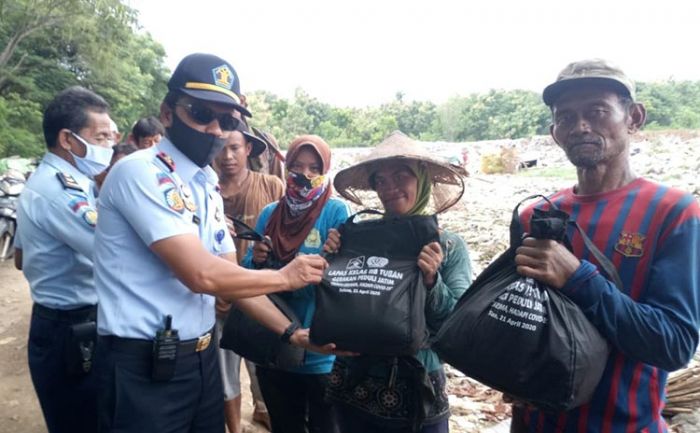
[
  {"xmin": 94, "ymin": 138, "xmax": 235, "ymax": 339},
  {"xmin": 16, "ymin": 153, "xmax": 98, "ymax": 309}
]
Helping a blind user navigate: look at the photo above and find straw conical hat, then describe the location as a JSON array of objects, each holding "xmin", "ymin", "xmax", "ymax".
[{"xmin": 333, "ymin": 131, "xmax": 465, "ymax": 214}]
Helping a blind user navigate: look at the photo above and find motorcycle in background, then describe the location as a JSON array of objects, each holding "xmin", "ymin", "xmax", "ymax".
[{"xmin": 0, "ymin": 170, "xmax": 25, "ymax": 261}]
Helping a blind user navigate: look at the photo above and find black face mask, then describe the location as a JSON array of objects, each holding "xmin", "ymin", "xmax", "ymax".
[{"xmin": 167, "ymin": 111, "xmax": 227, "ymax": 167}]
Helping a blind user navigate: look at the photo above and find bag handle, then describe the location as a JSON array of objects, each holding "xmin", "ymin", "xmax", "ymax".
[
  {"xmin": 511, "ymin": 195, "xmax": 624, "ymax": 290},
  {"xmin": 347, "ymin": 209, "xmax": 384, "ymax": 223},
  {"xmin": 339, "ymin": 209, "xmax": 384, "ymax": 236},
  {"xmin": 510, "ymin": 194, "xmax": 556, "ymax": 248},
  {"xmin": 569, "ymin": 220, "xmax": 624, "ymax": 289},
  {"xmin": 268, "ymin": 294, "xmax": 301, "ymax": 325}
]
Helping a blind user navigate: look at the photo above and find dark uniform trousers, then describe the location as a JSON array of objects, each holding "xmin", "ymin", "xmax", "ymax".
[
  {"xmin": 96, "ymin": 332, "xmax": 224, "ymax": 433},
  {"xmin": 28, "ymin": 303, "xmax": 98, "ymax": 433}
]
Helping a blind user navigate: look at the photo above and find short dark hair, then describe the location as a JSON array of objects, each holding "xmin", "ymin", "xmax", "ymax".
[
  {"xmin": 42, "ymin": 86, "xmax": 110, "ymax": 148},
  {"xmin": 131, "ymin": 116, "xmax": 165, "ymax": 140},
  {"xmin": 113, "ymin": 142, "xmax": 138, "ymax": 157}
]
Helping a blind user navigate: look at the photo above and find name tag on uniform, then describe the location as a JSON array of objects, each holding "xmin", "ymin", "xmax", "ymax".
[{"xmin": 192, "ymin": 215, "xmax": 201, "ymax": 225}]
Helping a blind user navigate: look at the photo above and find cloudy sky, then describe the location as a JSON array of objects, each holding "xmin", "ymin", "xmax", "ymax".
[{"xmin": 129, "ymin": 0, "xmax": 700, "ymax": 107}]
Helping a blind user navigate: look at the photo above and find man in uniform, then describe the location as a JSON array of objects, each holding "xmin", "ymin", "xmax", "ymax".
[
  {"xmin": 15, "ymin": 86, "xmax": 115, "ymax": 432},
  {"xmin": 512, "ymin": 59, "xmax": 700, "ymax": 432},
  {"xmin": 93, "ymin": 53, "xmax": 331, "ymax": 433}
]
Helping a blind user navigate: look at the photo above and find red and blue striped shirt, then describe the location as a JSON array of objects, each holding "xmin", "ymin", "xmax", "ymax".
[{"xmin": 515, "ymin": 178, "xmax": 700, "ymax": 433}]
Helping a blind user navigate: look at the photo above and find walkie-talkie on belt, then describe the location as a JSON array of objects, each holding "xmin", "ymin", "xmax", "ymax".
[{"xmin": 152, "ymin": 314, "xmax": 179, "ymax": 382}]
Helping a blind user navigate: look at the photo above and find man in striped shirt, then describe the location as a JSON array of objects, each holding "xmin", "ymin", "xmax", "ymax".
[{"xmin": 511, "ymin": 59, "xmax": 700, "ymax": 433}]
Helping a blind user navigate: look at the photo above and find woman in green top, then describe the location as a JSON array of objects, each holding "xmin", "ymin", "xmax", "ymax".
[{"xmin": 324, "ymin": 131, "xmax": 473, "ymax": 433}]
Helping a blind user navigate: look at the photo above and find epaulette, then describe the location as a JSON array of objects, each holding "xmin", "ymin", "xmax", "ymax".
[
  {"xmin": 56, "ymin": 172, "xmax": 83, "ymax": 192},
  {"xmin": 156, "ymin": 152, "xmax": 176, "ymax": 172}
]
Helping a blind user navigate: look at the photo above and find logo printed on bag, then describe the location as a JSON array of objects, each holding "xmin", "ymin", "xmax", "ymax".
[
  {"xmin": 367, "ymin": 256, "xmax": 389, "ymax": 268},
  {"xmin": 486, "ymin": 278, "xmax": 548, "ymax": 332},
  {"xmin": 614, "ymin": 232, "xmax": 645, "ymax": 257},
  {"xmin": 346, "ymin": 256, "xmax": 365, "ymax": 270}
]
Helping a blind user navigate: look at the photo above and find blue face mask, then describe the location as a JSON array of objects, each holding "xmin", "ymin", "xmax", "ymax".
[{"xmin": 69, "ymin": 132, "xmax": 114, "ymax": 178}]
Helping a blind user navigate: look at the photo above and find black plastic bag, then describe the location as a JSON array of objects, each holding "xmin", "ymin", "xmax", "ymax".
[
  {"xmin": 219, "ymin": 218, "xmax": 304, "ymax": 368},
  {"xmin": 219, "ymin": 294, "xmax": 304, "ymax": 369},
  {"xmin": 434, "ymin": 195, "xmax": 616, "ymax": 411},
  {"xmin": 310, "ymin": 211, "xmax": 439, "ymax": 355}
]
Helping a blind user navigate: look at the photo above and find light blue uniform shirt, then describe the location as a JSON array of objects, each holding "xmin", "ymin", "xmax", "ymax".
[
  {"xmin": 94, "ymin": 138, "xmax": 235, "ymax": 339},
  {"xmin": 16, "ymin": 152, "xmax": 98, "ymax": 309}
]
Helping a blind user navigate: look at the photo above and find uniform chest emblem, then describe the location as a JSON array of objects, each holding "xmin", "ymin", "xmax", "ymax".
[
  {"xmin": 304, "ymin": 228, "xmax": 321, "ymax": 249},
  {"xmin": 184, "ymin": 198, "xmax": 196, "ymax": 212},
  {"xmin": 164, "ymin": 188, "xmax": 185, "ymax": 213},
  {"xmin": 180, "ymin": 185, "xmax": 196, "ymax": 212},
  {"xmin": 615, "ymin": 232, "xmax": 646, "ymax": 258}
]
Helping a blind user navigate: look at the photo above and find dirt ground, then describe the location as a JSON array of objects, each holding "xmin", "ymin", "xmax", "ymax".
[
  {"xmin": 0, "ymin": 260, "xmax": 266, "ymax": 433},
  {"xmin": 0, "ymin": 260, "xmax": 44, "ymax": 433}
]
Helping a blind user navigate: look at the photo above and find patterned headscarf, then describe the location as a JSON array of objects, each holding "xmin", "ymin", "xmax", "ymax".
[{"xmin": 264, "ymin": 135, "xmax": 333, "ymax": 263}]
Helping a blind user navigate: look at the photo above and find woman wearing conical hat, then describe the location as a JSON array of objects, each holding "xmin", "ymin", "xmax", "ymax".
[{"xmin": 324, "ymin": 131, "xmax": 473, "ymax": 433}]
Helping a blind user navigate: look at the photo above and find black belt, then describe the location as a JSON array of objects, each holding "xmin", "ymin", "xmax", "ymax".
[
  {"xmin": 33, "ymin": 303, "xmax": 96, "ymax": 323},
  {"xmin": 100, "ymin": 330, "xmax": 213, "ymax": 356}
]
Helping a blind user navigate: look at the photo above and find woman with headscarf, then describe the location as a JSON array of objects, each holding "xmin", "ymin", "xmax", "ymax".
[
  {"xmin": 323, "ymin": 131, "xmax": 473, "ymax": 433},
  {"xmin": 242, "ymin": 134, "xmax": 351, "ymax": 433}
]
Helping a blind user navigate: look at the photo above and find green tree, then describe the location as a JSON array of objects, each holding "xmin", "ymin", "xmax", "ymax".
[{"xmin": 0, "ymin": 0, "xmax": 169, "ymax": 157}]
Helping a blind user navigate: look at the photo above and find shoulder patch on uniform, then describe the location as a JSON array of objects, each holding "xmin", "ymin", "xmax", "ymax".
[
  {"xmin": 56, "ymin": 172, "xmax": 83, "ymax": 192},
  {"xmin": 68, "ymin": 197, "xmax": 89, "ymax": 213},
  {"xmin": 164, "ymin": 187, "xmax": 185, "ymax": 213},
  {"xmin": 83, "ymin": 208, "xmax": 98, "ymax": 227},
  {"xmin": 156, "ymin": 152, "xmax": 176, "ymax": 172},
  {"xmin": 156, "ymin": 172, "xmax": 175, "ymax": 186}
]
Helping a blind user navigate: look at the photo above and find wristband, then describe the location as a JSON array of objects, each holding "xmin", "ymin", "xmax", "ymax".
[{"xmin": 280, "ymin": 322, "xmax": 300, "ymax": 343}]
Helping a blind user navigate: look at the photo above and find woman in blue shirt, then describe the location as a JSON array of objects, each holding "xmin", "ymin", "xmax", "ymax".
[{"xmin": 243, "ymin": 134, "xmax": 351, "ymax": 433}]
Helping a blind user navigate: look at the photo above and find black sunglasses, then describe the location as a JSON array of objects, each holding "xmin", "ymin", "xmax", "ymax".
[
  {"xmin": 230, "ymin": 217, "xmax": 284, "ymax": 268},
  {"xmin": 230, "ymin": 217, "xmax": 265, "ymax": 242},
  {"xmin": 176, "ymin": 102, "xmax": 241, "ymax": 131}
]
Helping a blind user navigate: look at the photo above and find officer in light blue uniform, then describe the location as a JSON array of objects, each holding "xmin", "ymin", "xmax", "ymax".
[
  {"xmin": 16, "ymin": 86, "xmax": 114, "ymax": 433},
  {"xmin": 94, "ymin": 53, "xmax": 333, "ymax": 433},
  {"xmin": 95, "ymin": 138, "xmax": 235, "ymax": 340}
]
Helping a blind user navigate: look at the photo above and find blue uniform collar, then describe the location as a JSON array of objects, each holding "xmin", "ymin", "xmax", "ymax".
[
  {"xmin": 42, "ymin": 152, "xmax": 93, "ymax": 190},
  {"xmin": 157, "ymin": 137, "xmax": 219, "ymax": 186}
]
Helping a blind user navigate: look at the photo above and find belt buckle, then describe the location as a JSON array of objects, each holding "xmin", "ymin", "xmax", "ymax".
[{"xmin": 195, "ymin": 333, "xmax": 211, "ymax": 352}]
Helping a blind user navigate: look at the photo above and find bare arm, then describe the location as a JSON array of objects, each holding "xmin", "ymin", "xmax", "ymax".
[{"xmin": 151, "ymin": 234, "xmax": 326, "ymax": 299}]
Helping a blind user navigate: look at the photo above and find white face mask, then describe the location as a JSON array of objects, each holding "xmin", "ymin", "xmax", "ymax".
[{"xmin": 69, "ymin": 131, "xmax": 114, "ymax": 178}]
